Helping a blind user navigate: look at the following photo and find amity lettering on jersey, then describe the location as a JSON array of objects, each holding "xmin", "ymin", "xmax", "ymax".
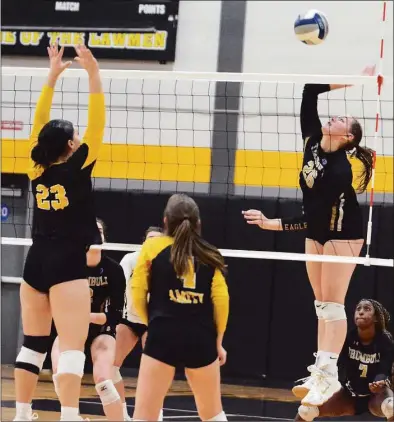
[{"xmin": 339, "ymin": 329, "xmax": 394, "ymax": 397}]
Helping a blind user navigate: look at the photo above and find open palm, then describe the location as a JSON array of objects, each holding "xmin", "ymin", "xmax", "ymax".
[{"xmin": 48, "ymin": 44, "xmax": 72, "ymax": 78}]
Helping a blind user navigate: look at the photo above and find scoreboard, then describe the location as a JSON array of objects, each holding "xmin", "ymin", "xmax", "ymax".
[{"xmin": 1, "ymin": 0, "xmax": 179, "ymax": 62}]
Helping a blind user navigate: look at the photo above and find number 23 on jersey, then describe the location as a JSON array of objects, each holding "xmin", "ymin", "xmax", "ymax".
[{"xmin": 36, "ymin": 184, "xmax": 69, "ymax": 211}]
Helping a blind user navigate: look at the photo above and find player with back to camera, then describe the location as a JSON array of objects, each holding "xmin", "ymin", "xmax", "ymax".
[
  {"xmin": 14, "ymin": 44, "xmax": 105, "ymax": 422},
  {"xmin": 51, "ymin": 219, "xmax": 126, "ymax": 421},
  {"xmin": 131, "ymin": 194, "xmax": 230, "ymax": 421},
  {"xmin": 113, "ymin": 226, "xmax": 164, "ymax": 421},
  {"xmin": 243, "ymin": 65, "xmax": 376, "ymax": 407},
  {"xmin": 296, "ymin": 299, "xmax": 394, "ymax": 421}
]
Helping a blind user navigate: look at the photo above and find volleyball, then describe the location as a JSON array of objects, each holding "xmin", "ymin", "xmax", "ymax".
[{"xmin": 294, "ymin": 10, "xmax": 329, "ymax": 45}]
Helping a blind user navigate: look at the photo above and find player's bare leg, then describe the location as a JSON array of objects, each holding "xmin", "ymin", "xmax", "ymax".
[
  {"xmin": 302, "ymin": 239, "xmax": 363, "ymax": 407},
  {"xmin": 185, "ymin": 359, "xmax": 226, "ymax": 421},
  {"xmin": 14, "ymin": 282, "xmax": 52, "ymax": 421},
  {"xmin": 133, "ymin": 354, "xmax": 174, "ymax": 421},
  {"xmin": 50, "ymin": 279, "xmax": 90, "ymax": 421},
  {"xmin": 292, "ymin": 239, "xmax": 324, "ymax": 399},
  {"xmin": 113, "ymin": 324, "xmax": 139, "ymax": 420},
  {"xmin": 91, "ymin": 335, "xmax": 123, "ymax": 421}
]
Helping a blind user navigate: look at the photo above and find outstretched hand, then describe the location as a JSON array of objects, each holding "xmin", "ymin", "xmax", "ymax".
[
  {"xmin": 48, "ymin": 44, "xmax": 72, "ymax": 80},
  {"xmin": 74, "ymin": 44, "xmax": 99, "ymax": 75},
  {"xmin": 242, "ymin": 209, "xmax": 265, "ymax": 225}
]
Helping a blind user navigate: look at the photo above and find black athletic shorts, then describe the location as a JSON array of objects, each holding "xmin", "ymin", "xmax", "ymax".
[
  {"xmin": 306, "ymin": 225, "xmax": 363, "ymax": 246},
  {"xmin": 119, "ymin": 318, "xmax": 147, "ymax": 338},
  {"xmin": 143, "ymin": 318, "xmax": 217, "ymax": 369},
  {"xmin": 343, "ymin": 389, "xmax": 371, "ymax": 415},
  {"xmin": 23, "ymin": 239, "xmax": 87, "ymax": 293}
]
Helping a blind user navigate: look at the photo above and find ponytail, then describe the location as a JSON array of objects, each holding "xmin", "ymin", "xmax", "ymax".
[
  {"xmin": 348, "ymin": 120, "xmax": 374, "ymax": 194},
  {"xmin": 31, "ymin": 119, "xmax": 75, "ymax": 168},
  {"xmin": 354, "ymin": 146, "xmax": 374, "ymax": 194},
  {"xmin": 170, "ymin": 218, "xmax": 226, "ymax": 277},
  {"xmin": 31, "ymin": 144, "xmax": 51, "ymax": 168},
  {"xmin": 171, "ymin": 219, "xmax": 194, "ymax": 276},
  {"xmin": 192, "ymin": 235, "xmax": 226, "ymax": 274}
]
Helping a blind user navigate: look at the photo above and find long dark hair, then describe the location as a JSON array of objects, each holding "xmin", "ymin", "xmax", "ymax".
[
  {"xmin": 346, "ymin": 120, "xmax": 374, "ymax": 194},
  {"xmin": 164, "ymin": 194, "xmax": 226, "ymax": 276},
  {"xmin": 31, "ymin": 119, "xmax": 74, "ymax": 168}
]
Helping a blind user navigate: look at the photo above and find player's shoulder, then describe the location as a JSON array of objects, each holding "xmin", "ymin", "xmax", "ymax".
[
  {"xmin": 120, "ymin": 251, "xmax": 139, "ymax": 266},
  {"xmin": 376, "ymin": 331, "xmax": 394, "ymax": 349},
  {"xmin": 143, "ymin": 235, "xmax": 173, "ymax": 258}
]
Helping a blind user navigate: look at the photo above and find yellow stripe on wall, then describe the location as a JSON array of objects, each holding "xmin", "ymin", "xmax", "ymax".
[
  {"xmin": 1, "ymin": 140, "xmax": 211, "ymax": 183},
  {"xmin": 2, "ymin": 139, "xmax": 393, "ymax": 192},
  {"xmin": 234, "ymin": 150, "xmax": 393, "ymax": 193}
]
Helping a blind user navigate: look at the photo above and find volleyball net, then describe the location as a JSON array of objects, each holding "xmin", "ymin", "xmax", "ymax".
[{"xmin": 1, "ymin": 67, "xmax": 393, "ymax": 277}]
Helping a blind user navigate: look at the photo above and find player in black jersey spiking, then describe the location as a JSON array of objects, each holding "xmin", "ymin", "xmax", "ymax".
[
  {"xmin": 51, "ymin": 219, "xmax": 126, "ymax": 421},
  {"xmin": 295, "ymin": 299, "xmax": 394, "ymax": 421},
  {"xmin": 14, "ymin": 44, "xmax": 105, "ymax": 422},
  {"xmin": 243, "ymin": 65, "xmax": 377, "ymax": 407}
]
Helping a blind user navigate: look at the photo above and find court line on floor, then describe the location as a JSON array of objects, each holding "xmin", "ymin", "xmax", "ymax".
[{"xmin": 79, "ymin": 400, "xmax": 292, "ymax": 421}]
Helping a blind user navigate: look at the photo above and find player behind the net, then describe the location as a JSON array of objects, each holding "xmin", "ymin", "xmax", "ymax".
[
  {"xmin": 130, "ymin": 194, "xmax": 230, "ymax": 421},
  {"xmin": 296, "ymin": 299, "xmax": 394, "ymax": 421},
  {"xmin": 51, "ymin": 219, "xmax": 126, "ymax": 421},
  {"xmin": 14, "ymin": 44, "xmax": 105, "ymax": 422},
  {"xmin": 243, "ymin": 65, "xmax": 377, "ymax": 407},
  {"xmin": 113, "ymin": 226, "xmax": 163, "ymax": 421}
]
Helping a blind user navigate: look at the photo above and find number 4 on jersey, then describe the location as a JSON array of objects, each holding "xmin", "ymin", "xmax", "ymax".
[{"xmin": 36, "ymin": 184, "xmax": 69, "ymax": 211}]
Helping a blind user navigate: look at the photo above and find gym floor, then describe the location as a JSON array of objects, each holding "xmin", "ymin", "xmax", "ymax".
[{"xmin": 1, "ymin": 366, "xmax": 382, "ymax": 421}]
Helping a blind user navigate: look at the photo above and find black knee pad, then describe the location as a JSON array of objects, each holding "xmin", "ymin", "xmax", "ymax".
[{"xmin": 15, "ymin": 335, "xmax": 51, "ymax": 375}]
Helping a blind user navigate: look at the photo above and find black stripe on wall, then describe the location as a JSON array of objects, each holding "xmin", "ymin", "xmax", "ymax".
[{"xmin": 210, "ymin": 1, "xmax": 247, "ymax": 195}]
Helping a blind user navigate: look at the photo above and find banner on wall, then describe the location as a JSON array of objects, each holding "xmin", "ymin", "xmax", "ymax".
[{"xmin": 1, "ymin": 0, "xmax": 179, "ymax": 62}]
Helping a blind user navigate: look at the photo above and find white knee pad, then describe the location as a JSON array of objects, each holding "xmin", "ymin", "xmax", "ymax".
[
  {"xmin": 207, "ymin": 411, "xmax": 227, "ymax": 421},
  {"xmin": 57, "ymin": 350, "xmax": 85, "ymax": 378},
  {"xmin": 298, "ymin": 405, "xmax": 319, "ymax": 421},
  {"xmin": 381, "ymin": 397, "xmax": 393, "ymax": 419},
  {"xmin": 320, "ymin": 302, "xmax": 347, "ymax": 322},
  {"xmin": 95, "ymin": 379, "xmax": 121, "ymax": 406},
  {"xmin": 16, "ymin": 346, "xmax": 47, "ymax": 373},
  {"xmin": 112, "ymin": 366, "xmax": 123, "ymax": 384},
  {"xmin": 314, "ymin": 300, "xmax": 324, "ymax": 320}
]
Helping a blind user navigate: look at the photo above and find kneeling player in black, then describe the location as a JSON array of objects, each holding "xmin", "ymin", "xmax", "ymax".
[
  {"xmin": 15, "ymin": 44, "xmax": 104, "ymax": 422},
  {"xmin": 296, "ymin": 299, "xmax": 394, "ymax": 421},
  {"xmin": 131, "ymin": 194, "xmax": 230, "ymax": 421},
  {"xmin": 51, "ymin": 219, "xmax": 126, "ymax": 421}
]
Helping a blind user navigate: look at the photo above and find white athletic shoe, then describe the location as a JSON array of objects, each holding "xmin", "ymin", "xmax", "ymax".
[
  {"xmin": 292, "ymin": 364, "xmax": 319, "ymax": 399},
  {"xmin": 13, "ymin": 412, "xmax": 38, "ymax": 421},
  {"xmin": 301, "ymin": 370, "xmax": 341, "ymax": 407},
  {"xmin": 124, "ymin": 416, "xmax": 132, "ymax": 421}
]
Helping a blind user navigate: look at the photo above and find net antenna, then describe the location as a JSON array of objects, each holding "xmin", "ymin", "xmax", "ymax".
[{"xmin": 365, "ymin": 1, "xmax": 389, "ymax": 264}]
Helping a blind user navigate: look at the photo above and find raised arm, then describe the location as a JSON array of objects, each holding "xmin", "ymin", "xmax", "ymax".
[
  {"xmin": 28, "ymin": 45, "xmax": 72, "ymax": 178},
  {"xmin": 73, "ymin": 45, "xmax": 105, "ymax": 169},
  {"xmin": 300, "ymin": 84, "xmax": 331, "ymax": 141}
]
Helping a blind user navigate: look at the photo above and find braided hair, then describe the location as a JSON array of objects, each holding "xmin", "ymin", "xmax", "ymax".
[{"xmin": 359, "ymin": 299, "xmax": 393, "ymax": 340}]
